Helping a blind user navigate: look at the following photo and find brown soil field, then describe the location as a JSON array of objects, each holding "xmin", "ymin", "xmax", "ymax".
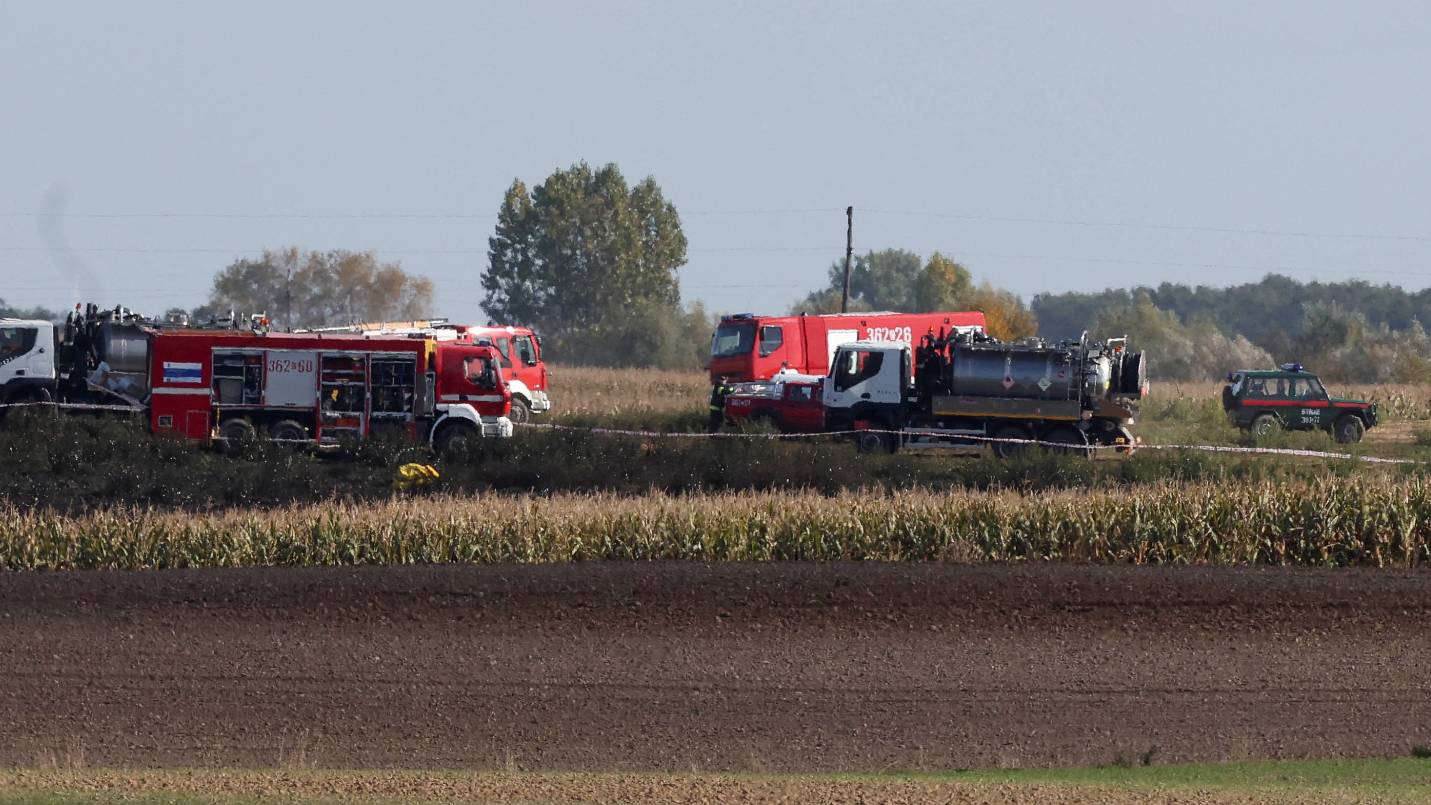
[
  {"xmin": 1, "ymin": 563, "xmax": 1428, "ymax": 773},
  {"xmin": 0, "ymin": 769, "xmax": 1414, "ymax": 805}
]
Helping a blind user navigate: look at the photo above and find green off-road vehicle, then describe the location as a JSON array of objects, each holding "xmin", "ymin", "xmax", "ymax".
[{"xmin": 1222, "ymin": 364, "xmax": 1377, "ymax": 443}]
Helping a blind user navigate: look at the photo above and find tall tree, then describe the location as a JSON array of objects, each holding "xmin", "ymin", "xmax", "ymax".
[
  {"xmin": 482, "ymin": 162, "xmax": 690, "ymax": 366},
  {"xmin": 201, "ymin": 248, "xmax": 434, "ymax": 330},
  {"xmin": 913, "ymin": 252, "xmax": 974, "ymax": 312}
]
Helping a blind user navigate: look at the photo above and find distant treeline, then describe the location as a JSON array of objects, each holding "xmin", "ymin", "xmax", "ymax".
[{"xmin": 1033, "ymin": 275, "xmax": 1431, "ymax": 382}]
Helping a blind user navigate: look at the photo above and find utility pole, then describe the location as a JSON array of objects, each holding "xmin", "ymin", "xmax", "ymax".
[
  {"xmin": 841, "ymin": 206, "xmax": 853, "ymax": 313},
  {"xmin": 284, "ymin": 264, "xmax": 293, "ymax": 332}
]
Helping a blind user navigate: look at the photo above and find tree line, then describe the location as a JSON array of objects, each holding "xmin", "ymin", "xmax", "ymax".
[{"xmin": 1033, "ymin": 276, "xmax": 1431, "ymax": 382}]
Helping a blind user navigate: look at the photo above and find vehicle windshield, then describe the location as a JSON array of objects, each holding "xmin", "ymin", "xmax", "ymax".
[
  {"xmin": 0, "ymin": 326, "xmax": 37, "ymax": 361},
  {"xmin": 711, "ymin": 323, "xmax": 756, "ymax": 358}
]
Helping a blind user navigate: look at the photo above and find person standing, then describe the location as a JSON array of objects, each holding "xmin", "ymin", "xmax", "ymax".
[{"xmin": 708, "ymin": 376, "xmax": 732, "ymax": 432}]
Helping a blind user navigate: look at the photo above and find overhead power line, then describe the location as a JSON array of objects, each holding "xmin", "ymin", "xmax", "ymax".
[
  {"xmin": 860, "ymin": 208, "xmax": 1431, "ymax": 243},
  {"xmin": 3, "ymin": 245, "xmax": 1431, "ymax": 281},
  {"xmin": 2, "ymin": 206, "xmax": 1430, "ymax": 242}
]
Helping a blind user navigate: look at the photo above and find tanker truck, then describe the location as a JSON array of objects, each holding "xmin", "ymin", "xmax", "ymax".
[{"xmin": 823, "ymin": 330, "xmax": 1147, "ymax": 456}]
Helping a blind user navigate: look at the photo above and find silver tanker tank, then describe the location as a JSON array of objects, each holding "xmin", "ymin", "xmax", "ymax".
[
  {"xmin": 944, "ymin": 335, "xmax": 1144, "ymax": 403},
  {"xmin": 947, "ymin": 342, "xmax": 1080, "ymax": 401}
]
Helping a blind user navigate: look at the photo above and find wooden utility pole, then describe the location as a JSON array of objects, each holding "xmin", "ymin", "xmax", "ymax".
[{"xmin": 841, "ymin": 206, "xmax": 853, "ymax": 313}]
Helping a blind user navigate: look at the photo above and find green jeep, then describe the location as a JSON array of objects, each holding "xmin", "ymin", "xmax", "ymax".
[{"xmin": 1222, "ymin": 364, "xmax": 1377, "ymax": 443}]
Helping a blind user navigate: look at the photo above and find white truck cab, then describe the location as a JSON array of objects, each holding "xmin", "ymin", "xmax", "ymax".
[
  {"xmin": 0, "ymin": 319, "xmax": 57, "ymax": 406},
  {"xmin": 822, "ymin": 340, "xmax": 910, "ymax": 412}
]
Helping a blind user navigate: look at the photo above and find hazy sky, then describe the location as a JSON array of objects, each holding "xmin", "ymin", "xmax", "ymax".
[{"xmin": 3, "ymin": 1, "xmax": 1429, "ymax": 321}]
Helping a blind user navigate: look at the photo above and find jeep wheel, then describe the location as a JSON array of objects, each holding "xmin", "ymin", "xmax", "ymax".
[
  {"xmin": 1334, "ymin": 415, "xmax": 1365, "ymax": 444},
  {"xmin": 1250, "ymin": 413, "xmax": 1281, "ymax": 438}
]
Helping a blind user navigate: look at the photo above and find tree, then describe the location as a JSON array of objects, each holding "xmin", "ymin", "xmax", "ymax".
[
  {"xmin": 482, "ymin": 162, "xmax": 690, "ymax": 367},
  {"xmin": 788, "ymin": 287, "xmax": 872, "ymax": 315},
  {"xmin": 0, "ymin": 299, "xmax": 59, "ymax": 320},
  {"xmin": 966, "ymin": 282, "xmax": 1038, "ymax": 340},
  {"xmin": 201, "ymin": 248, "xmax": 434, "ymax": 330},
  {"xmin": 1093, "ymin": 295, "xmax": 1271, "ymax": 381},
  {"xmin": 913, "ymin": 252, "xmax": 974, "ymax": 313},
  {"xmin": 791, "ymin": 249, "xmax": 925, "ymax": 314},
  {"xmin": 792, "ymin": 250, "xmax": 973, "ymax": 314}
]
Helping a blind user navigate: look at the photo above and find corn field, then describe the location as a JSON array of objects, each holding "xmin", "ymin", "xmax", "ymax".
[{"xmin": 3, "ymin": 477, "xmax": 1429, "ymax": 570}]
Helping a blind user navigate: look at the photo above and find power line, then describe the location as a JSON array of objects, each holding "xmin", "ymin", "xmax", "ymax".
[
  {"xmin": 860, "ymin": 208, "xmax": 1431, "ymax": 243},
  {"xmin": 4, "ymin": 245, "xmax": 1431, "ymax": 284},
  {"xmin": 0, "ymin": 207, "xmax": 842, "ymax": 221},
  {"xmin": 4, "ymin": 206, "xmax": 1430, "ymax": 242}
]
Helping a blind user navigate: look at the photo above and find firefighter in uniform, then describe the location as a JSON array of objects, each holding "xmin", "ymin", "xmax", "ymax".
[{"xmin": 708, "ymin": 375, "xmax": 732, "ymax": 432}]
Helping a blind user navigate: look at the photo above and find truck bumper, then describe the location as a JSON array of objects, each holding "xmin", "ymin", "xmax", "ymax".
[
  {"xmin": 482, "ymin": 416, "xmax": 515, "ymax": 438},
  {"xmin": 529, "ymin": 390, "xmax": 551, "ymax": 413}
]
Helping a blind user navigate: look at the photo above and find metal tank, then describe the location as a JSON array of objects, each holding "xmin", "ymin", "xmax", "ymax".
[
  {"xmin": 96, "ymin": 322, "xmax": 153, "ymax": 395},
  {"xmin": 97, "ymin": 323, "xmax": 150, "ymax": 374},
  {"xmin": 947, "ymin": 342, "xmax": 1080, "ymax": 401}
]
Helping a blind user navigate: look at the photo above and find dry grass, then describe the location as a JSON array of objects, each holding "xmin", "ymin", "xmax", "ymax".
[
  {"xmin": 4, "ymin": 477, "xmax": 1429, "ymax": 570},
  {"xmin": 546, "ymin": 364, "xmax": 709, "ymax": 417},
  {"xmin": 546, "ymin": 364, "xmax": 1431, "ymax": 424}
]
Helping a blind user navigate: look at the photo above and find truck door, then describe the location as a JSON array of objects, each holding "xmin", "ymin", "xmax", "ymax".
[
  {"xmin": 437, "ymin": 346, "xmax": 506, "ymax": 411},
  {"xmin": 512, "ymin": 333, "xmax": 541, "ymax": 389},
  {"xmin": 825, "ymin": 346, "xmax": 902, "ymax": 411},
  {"xmin": 783, "ymin": 383, "xmax": 825, "ymax": 431}
]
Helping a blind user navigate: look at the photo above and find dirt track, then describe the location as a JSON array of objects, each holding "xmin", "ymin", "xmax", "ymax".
[{"xmin": 1, "ymin": 563, "xmax": 1428, "ymax": 771}]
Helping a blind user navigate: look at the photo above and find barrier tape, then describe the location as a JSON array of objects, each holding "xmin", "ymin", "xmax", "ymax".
[
  {"xmin": 1, "ymin": 400, "xmax": 1415, "ymax": 464},
  {"xmin": 514, "ymin": 422, "xmax": 1418, "ymax": 465}
]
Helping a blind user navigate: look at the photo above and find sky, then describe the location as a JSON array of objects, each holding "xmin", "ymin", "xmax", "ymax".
[{"xmin": 2, "ymin": 1, "xmax": 1430, "ymax": 322}]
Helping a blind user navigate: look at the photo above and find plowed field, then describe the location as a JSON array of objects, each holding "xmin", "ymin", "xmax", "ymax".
[{"xmin": 1, "ymin": 563, "xmax": 1427, "ymax": 771}]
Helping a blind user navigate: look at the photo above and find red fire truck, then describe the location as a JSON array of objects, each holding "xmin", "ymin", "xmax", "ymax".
[
  {"xmin": 314, "ymin": 320, "xmax": 550, "ymax": 423},
  {"xmin": 14, "ymin": 305, "xmax": 514, "ymax": 451},
  {"xmin": 708, "ymin": 311, "xmax": 987, "ymax": 384}
]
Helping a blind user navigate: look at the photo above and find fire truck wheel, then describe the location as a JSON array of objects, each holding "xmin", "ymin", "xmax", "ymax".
[
  {"xmin": 508, "ymin": 397, "xmax": 532, "ymax": 425},
  {"xmin": 217, "ymin": 418, "xmax": 256, "ymax": 454},
  {"xmin": 268, "ymin": 419, "xmax": 308, "ymax": 444},
  {"xmin": 434, "ymin": 421, "xmax": 479, "ymax": 455},
  {"xmin": 991, "ymin": 425, "xmax": 1031, "ymax": 459}
]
